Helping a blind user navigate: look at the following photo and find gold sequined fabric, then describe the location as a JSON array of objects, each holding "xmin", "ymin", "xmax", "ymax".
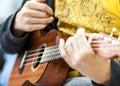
[
  {"xmin": 54, "ymin": 0, "xmax": 120, "ymax": 77},
  {"xmin": 55, "ymin": 0, "xmax": 120, "ymax": 36},
  {"xmin": 103, "ymin": 0, "xmax": 120, "ymax": 19}
]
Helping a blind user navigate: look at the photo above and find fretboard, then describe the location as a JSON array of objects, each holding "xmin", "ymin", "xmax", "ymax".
[{"xmin": 40, "ymin": 45, "xmax": 61, "ymax": 63}]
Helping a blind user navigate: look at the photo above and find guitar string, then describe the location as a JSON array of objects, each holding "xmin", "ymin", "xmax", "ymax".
[
  {"xmin": 23, "ymin": 52, "xmax": 61, "ymax": 66},
  {"xmin": 27, "ymin": 45, "xmax": 59, "ymax": 53},
  {"xmin": 26, "ymin": 48, "xmax": 59, "ymax": 58},
  {"xmin": 26, "ymin": 43, "xmax": 119, "ymax": 59},
  {"xmin": 25, "ymin": 45, "xmax": 119, "ymax": 62},
  {"xmin": 25, "ymin": 51, "xmax": 60, "ymax": 62},
  {"xmin": 26, "ymin": 40, "xmax": 119, "ymax": 58},
  {"xmin": 23, "ymin": 45, "xmax": 120, "ymax": 67},
  {"xmin": 26, "ymin": 40, "xmax": 107, "ymax": 54},
  {"xmin": 23, "ymin": 47, "xmax": 120, "ymax": 67},
  {"xmin": 25, "ymin": 40, "xmax": 108, "ymax": 63},
  {"xmin": 24, "ymin": 60, "xmax": 45, "ymax": 66},
  {"xmin": 24, "ymin": 39, "xmax": 120, "ymax": 62}
]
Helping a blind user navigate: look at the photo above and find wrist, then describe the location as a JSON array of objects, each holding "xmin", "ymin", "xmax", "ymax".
[
  {"xmin": 11, "ymin": 28, "xmax": 26, "ymax": 38},
  {"xmin": 13, "ymin": 12, "xmax": 26, "ymax": 37},
  {"xmin": 92, "ymin": 58, "xmax": 111, "ymax": 85}
]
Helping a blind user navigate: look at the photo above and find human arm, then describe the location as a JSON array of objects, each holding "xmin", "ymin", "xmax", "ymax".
[
  {"xmin": 92, "ymin": 61, "xmax": 120, "ymax": 86},
  {"xmin": 0, "ymin": 13, "xmax": 28, "ymax": 53},
  {"xmin": 13, "ymin": 0, "xmax": 54, "ymax": 37},
  {"xmin": 0, "ymin": 0, "xmax": 54, "ymax": 53},
  {"xmin": 59, "ymin": 28, "xmax": 111, "ymax": 85}
]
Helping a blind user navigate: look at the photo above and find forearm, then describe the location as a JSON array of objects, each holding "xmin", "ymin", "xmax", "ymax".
[
  {"xmin": 92, "ymin": 60, "xmax": 120, "ymax": 86},
  {"xmin": 77, "ymin": 56, "xmax": 111, "ymax": 85}
]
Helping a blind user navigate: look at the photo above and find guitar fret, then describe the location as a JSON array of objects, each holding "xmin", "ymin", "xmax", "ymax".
[{"xmin": 40, "ymin": 46, "xmax": 61, "ymax": 63}]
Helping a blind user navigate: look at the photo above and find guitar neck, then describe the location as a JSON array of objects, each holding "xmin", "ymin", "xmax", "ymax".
[{"xmin": 40, "ymin": 45, "xmax": 61, "ymax": 63}]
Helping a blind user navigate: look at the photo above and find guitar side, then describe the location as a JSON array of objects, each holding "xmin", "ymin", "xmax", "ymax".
[{"xmin": 8, "ymin": 30, "xmax": 69, "ymax": 86}]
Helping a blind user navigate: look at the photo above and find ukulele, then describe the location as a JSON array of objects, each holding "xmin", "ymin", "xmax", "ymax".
[
  {"xmin": 8, "ymin": 28, "xmax": 120, "ymax": 86},
  {"xmin": 8, "ymin": 29, "xmax": 69, "ymax": 86}
]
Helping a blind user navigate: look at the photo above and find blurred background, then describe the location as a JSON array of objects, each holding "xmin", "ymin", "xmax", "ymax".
[{"xmin": 0, "ymin": 0, "xmax": 22, "ymax": 86}]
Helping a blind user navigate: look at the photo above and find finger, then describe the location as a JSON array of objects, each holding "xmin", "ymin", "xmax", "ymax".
[
  {"xmin": 59, "ymin": 39, "xmax": 75, "ymax": 68},
  {"xmin": 71, "ymin": 36, "xmax": 80, "ymax": 53},
  {"xmin": 24, "ymin": 16, "xmax": 54, "ymax": 24},
  {"xmin": 25, "ymin": 1, "xmax": 53, "ymax": 16},
  {"xmin": 24, "ymin": 9, "xmax": 50, "ymax": 18},
  {"xmin": 65, "ymin": 37, "xmax": 74, "ymax": 56},
  {"xmin": 24, "ymin": 24, "xmax": 47, "ymax": 32},
  {"xmin": 59, "ymin": 39, "xmax": 68, "ymax": 58},
  {"xmin": 76, "ymin": 28, "xmax": 90, "ymax": 49}
]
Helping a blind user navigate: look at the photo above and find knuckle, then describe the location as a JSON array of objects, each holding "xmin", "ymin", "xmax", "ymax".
[
  {"xmin": 44, "ymin": 4, "xmax": 48, "ymax": 10},
  {"xmin": 42, "ymin": 12, "xmax": 48, "ymax": 17},
  {"xmin": 21, "ymin": 9, "xmax": 29, "ymax": 17},
  {"xmin": 24, "ymin": 1, "xmax": 31, "ymax": 8},
  {"xmin": 43, "ymin": 4, "xmax": 48, "ymax": 11},
  {"xmin": 25, "ymin": 25, "xmax": 33, "ymax": 32},
  {"xmin": 24, "ymin": 18, "xmax": 30, "ymax": 24}
]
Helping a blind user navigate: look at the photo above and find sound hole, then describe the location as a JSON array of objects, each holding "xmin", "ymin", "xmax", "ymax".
[{"xmin": 33, "ymin": 44, "xmax": 46, "ymax": 69}]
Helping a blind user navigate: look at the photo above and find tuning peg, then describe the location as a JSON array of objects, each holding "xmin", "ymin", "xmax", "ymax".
[{"xmin": 110, "ymin": 27, "xmax": 117, "ymax": 37}]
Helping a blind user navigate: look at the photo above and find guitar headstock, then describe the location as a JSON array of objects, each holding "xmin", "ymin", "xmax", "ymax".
[{"xmin": 89, "ymin": 28, "xmax": 120, "ymax": 59}]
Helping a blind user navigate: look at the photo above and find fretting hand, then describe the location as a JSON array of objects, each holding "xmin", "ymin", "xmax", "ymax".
[{"xmin": 59, "ymin": 28, "xmax": 111, "ymax": 85}]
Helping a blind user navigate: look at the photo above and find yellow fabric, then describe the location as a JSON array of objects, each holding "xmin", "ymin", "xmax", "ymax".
[
  {"xmin": 67, "ymin": 71, "xmax": 80, "ymax": 78},
  {"xmin": 103, "ymin": 0, "xmax": 120, "ymax": 19},
  {"xmin": 54, "ymin": 0, "xmax": 120, "ymax": 77},
  {"xmin": 54, "ymin": 0, "xmax": 120, "ymax": 37}
]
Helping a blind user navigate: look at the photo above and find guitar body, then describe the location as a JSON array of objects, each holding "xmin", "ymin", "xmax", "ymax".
[{"xmin": 8, "ymin": 29, "xmax": 69, "ymax": 86}]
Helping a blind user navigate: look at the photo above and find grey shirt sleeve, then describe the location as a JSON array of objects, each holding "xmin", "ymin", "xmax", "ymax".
[
  {"xmin": 0, "ymin": 12, "xmax": 29, "ymax": 53},
  {"xmin": 0, "ymin": 0, "xmax": 56, "ymax": 53},
  {"xmin": 92, "ymin": 60, "xmax": 120, "ymax": 86},
  {"xmin": 107, "ymin": 60, "xmax": 120, "ymax": 86}
]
